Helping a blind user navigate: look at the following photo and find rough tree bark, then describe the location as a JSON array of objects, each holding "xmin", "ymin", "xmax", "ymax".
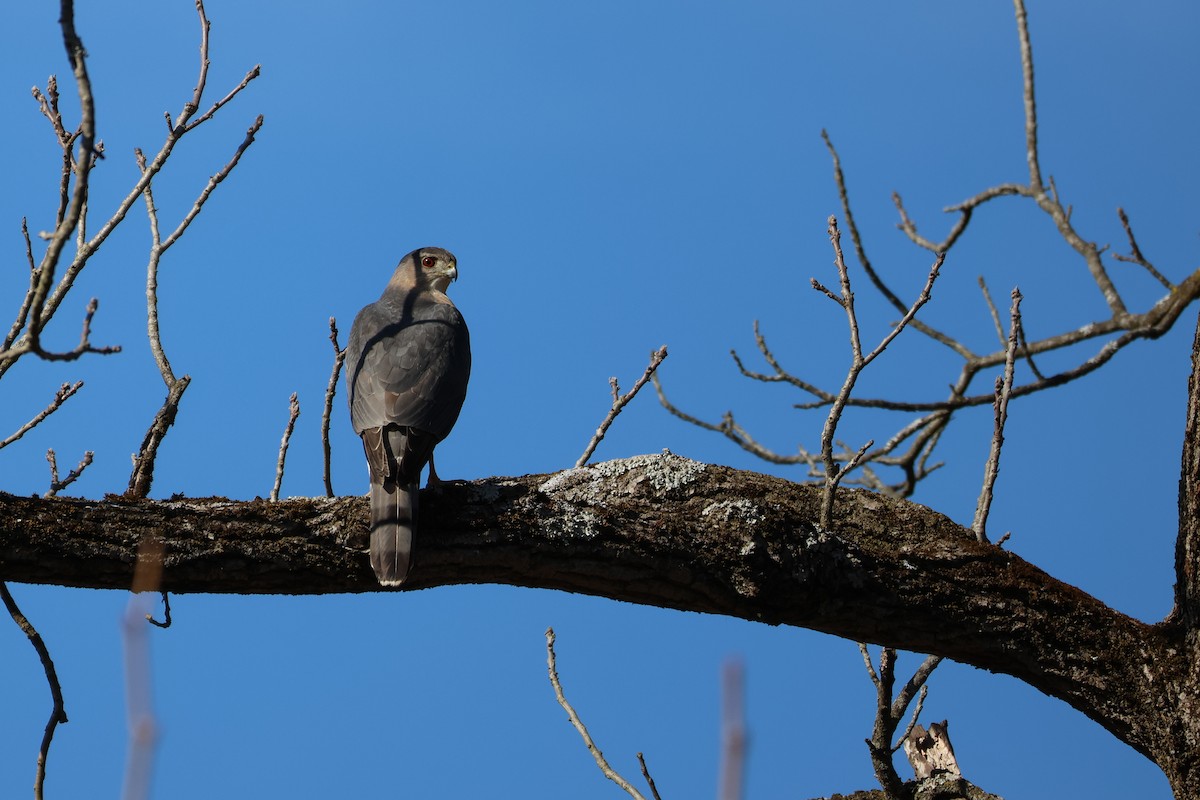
[{"xmin": 4, "ymin": 308, "xmax": 1200, "ymax": 796}]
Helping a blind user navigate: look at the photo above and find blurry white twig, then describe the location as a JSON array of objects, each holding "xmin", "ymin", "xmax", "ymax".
[{"xmin": 122, "ymin": 537, "xmax": 165, "ymax": 800}]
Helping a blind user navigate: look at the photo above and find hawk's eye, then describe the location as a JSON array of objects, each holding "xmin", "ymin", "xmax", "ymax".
[{"xmin": 421, "ymin": 255, "xmax": 436, "ymax": 268}]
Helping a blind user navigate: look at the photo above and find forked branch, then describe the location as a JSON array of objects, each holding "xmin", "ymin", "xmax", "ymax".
[
  {"xmin": 545, "ymin": 628, "xmax": 649, "ymax": 800},
  {"xmin": 657, "ymin": 0, "xmax": 1200, "ymax": 500},
  {"xmin": 577, "ymin": 346, "xmax": 668, "ymax": 468}
]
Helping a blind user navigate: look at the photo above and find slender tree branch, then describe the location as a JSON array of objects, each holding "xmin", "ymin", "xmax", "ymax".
[
  {"xmin": 817, "ymin": 217, "xmax": 943, "ymax": 527},
  {"xmin": 860, "ymin": 645, "xmax": 905, "ymax": 800},
  {"xmin": 636, "ymin": 753, "xmax": 663, "ymax": 800},
  {"xmin": 894, "ymin": 685, "xmax": 929, "ymax": 754},
  {"xmin": 44, "ymin": 448, "xmax": 93, "ymax": 498},
  {"xmin": 545, "ymin": 628, "xmax": 647, "ymax": 800},
  {"xmin": 577, "ymin": 346, "xmax": 668, "ymax": 468},
  {"xmin": 271, "ymin": 393, "xmax": 300, "ymax": 502},
  {"xmin": 978, "ymin": 276, "xmax": 1006, "ymax": 349},
  {"xmin": 821, "ymin": 131, "xmax": 966, "ymax": 359},
  {"xmin": 323, "ymin": 317, "xmax": 345, "ymax": 498},
  {"xmin": 0, "ymin": 0, "xmax": 262, "ymax": 384},
  {"xmin": 126, "ymin": 377, "xmax": 192, "ymax": 499},
  {"xmin": 973, "ymin": 289, "xmax": 1022, "ymax": 542},
  {"xmin": 1113, "ymin": 207, "xmax": 1172, "ymax": 290},
  {"xmin": 1014, "ymin": 0, "xmax": 1041, "ymax": 194},
  {"xmin": 0, "ymin": 381, "xmax": 83, "ymax": 451},
  {"xmin": 859, "ymin": 645, "xmax": 944, "ymax": 797},
  {"xmin": 22, "ymin": 0, "xmax": 96, "ymax": 364},
  {"xmin": 160, "ymin": 115, "xmax": 264, "ymax": 252},
  {"xmin": 1, "ymin": 582, "xmax": 67, "ymax": 800}
]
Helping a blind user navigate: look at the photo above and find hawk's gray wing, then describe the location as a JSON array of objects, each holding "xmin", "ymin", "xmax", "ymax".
[{"xmin": 346, "ymin": 291, "xmax": 470, "ymax": 585}]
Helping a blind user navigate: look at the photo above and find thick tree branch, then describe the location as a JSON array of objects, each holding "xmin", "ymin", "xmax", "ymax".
[
  {"xmin": 1175, "ymin": 306, "xmax": 1200, "ymax": 629},
  {"xmin": 0, "ymin": 452, "xmax": 1187, "ymax": 780}
]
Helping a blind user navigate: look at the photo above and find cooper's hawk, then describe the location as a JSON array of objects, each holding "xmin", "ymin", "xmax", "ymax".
[{"xmin": 345, "ymin": 246, "xmax": 471, "ymax": 586}]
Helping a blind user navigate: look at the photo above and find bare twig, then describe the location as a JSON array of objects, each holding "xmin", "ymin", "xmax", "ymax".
[
  {"xmin": 271, "ymin": 393, "xmax": 301, "ymax": 502},
  {"xmin": 545, "ymin": 628, "xmax": 647, "ymax": 800},
  {"xmin": 126, "ymin": 377, "xmax": 191, "ymax": 499},
  {"xmin": 636, "ymin": 753, "xmax": 664, "ymax": 800},
  {"xmin": 1114, "ymin": 207, "xmax": 1172, "ymax": 289},
  {"xmin": 126, "ymin": 35, "xmax": 261, "ymax": 497},
  {"xmin": 860, "ymin": 645, "xmax": 906, "ymax": 800},
  {"xmin": 818, "ymin": 217, "xmax": 943, "ymax": 528},
  {"xmin": 974, "ymin": 289, "xmax": 1022, "ymax": 542},
  {"xmin": 2, "ymin": 582, "xmax": 68, "ymax": 800},
  {"xmin": 160, "ymin": 115, "xmax": 264, "ymax": 252},
  {"xmin": 22, "ymin": 0, "xmax": 95, "ymax": 363},
  {"xmin": 323, "ymin": 317, "xmax": 346, "ymax": 498},
  {"xmin": 859, "ymin": 645, "xmax": 943, "ymax": 798},
  {"xmin": 577, "ymin": 346, "xmax": 668, "ymax": 468},
  {"xmin": 0, "ymin": 296, "xmax": 121, "ymax": 364},
  {"xmin": 895, "ymin": 685, "xmax": 930, "ymax": 754},
  {"xmin": 1011, "ymin": 0, "xmax": 1125, "ymax": 315},
  {"xmin": 978, "ymin": 276, "xmax": 1006, "ymax": 348},
  {"xmin": 0, "ymin": 381, "xmax": 83, "ymax": 451},
  {"xmin": 1014, "ymin": 0, "xmax": 1041, "ymax": 193},
  {"xmin": 44, "ymin": 448, "xmax": 93, "ymax": 497}
]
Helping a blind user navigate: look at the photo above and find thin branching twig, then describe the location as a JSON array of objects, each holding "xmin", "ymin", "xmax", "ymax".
[
  {"xmin": 656, "ymin": 0, "xmax": 1200, "ymax": 504},
  {"xmin": 973, "ymin": 289, "xmax": 1022, "ymax": 542},
  {"xmin": 545, "ymin": 628, "xmax": 648, "ymax": 800},
  {"xmin": 636, "ymin": 753, "xmax": 664, "ymax": 800},
  {"xmin": 44, "ymin": 448, "xmax": 93, "ymax": 497},
  {"xmin": 817, "ymin": 217, "xmax": 942, "ymax": 527},
  {"xmin": 576, "ymin": 346, "xmax": 668, "ymax": 468},
  {"xmin": 323, "ymin": 317, "xmax": 345, "ymax": 497},
  {"xmin": 271, "ymin": 393, "xmax": 300, "ymax": 502},
  {"xmin": 1114, "ymin": 207, "xmax": 1172, "ymax": 290},
  {"xmin": 858, "ymin": 644, "xmax": 943, "ymax": 798},
  {"xmin": 0, "ymin": 381, "xmax": 83, "ymax": 451},
  {"xmin": 125, "ymin": 6, "xmax": 261, "ymax": 498}
]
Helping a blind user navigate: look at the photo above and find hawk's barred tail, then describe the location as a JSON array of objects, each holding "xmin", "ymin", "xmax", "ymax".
[{"xmin": 369, "ymin": 481, "xmax": 417, "ymax": 586}]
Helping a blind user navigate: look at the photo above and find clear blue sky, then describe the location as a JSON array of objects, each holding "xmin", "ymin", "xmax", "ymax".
[{"xmin": 1, "ymin": 1, "xmax": 1197, "ymax": 797}]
